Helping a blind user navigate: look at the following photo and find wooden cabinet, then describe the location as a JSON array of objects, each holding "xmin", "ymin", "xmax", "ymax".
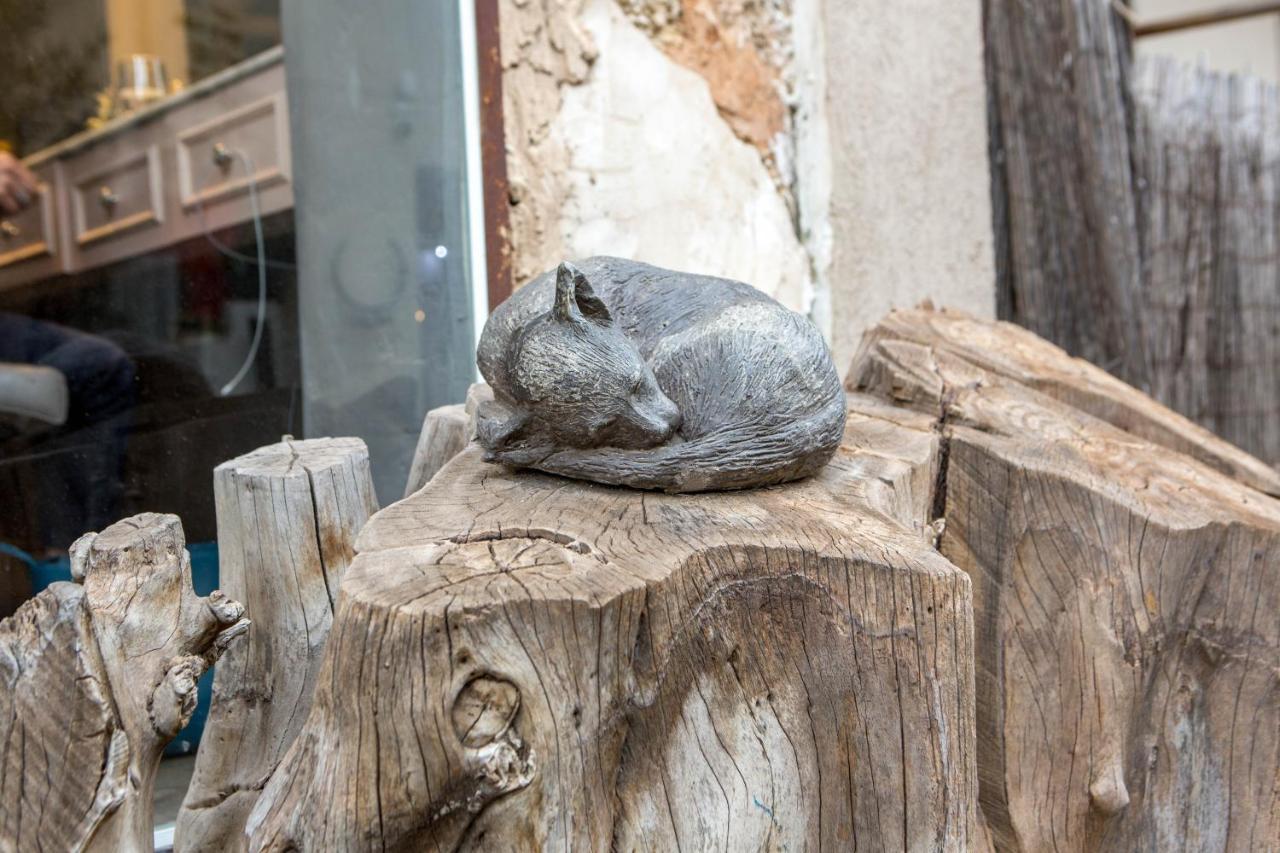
[
  {"xmin": 0, "ymin": 174, "xmax": 60, "ymax": 278},
  {"xmin": 0, "ymin": 48, "xmax": 291, "ymax": 294},
  {"xmin": 69, "ymin": 145, "xmax": 165, "ymax": 249},
  {"xmin": 176, "ymin": 92, "xmax": 290, "ymax": 213}
]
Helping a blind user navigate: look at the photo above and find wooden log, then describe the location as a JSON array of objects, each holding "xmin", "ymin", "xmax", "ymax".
[
  {"xmin": 0, "ymin": 513, "xmax": 248, "ymax": 852},
  {"xmin": 176, "ymin": 438, "xmax": 378, "ymax": 852},
  {"xmin": 403, "ymin": 404, "xmax": 470, "ymax": 498},
  {"xmin": 245, "ymin": 407, "xmax": 978, "ymax": 850},
  {"xmin": 854, "ymin": 308, "xmax": 1280, "ymax": 496},
  {"xmin": 851, "ymin": 307, "xmax": 1280, "ymax": 851}
]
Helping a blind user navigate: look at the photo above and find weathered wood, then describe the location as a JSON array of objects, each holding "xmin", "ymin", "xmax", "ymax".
[
  {"xmin": 176, "ymin": 438, "xmax": 378, "ymax": 852},
  {"xmin": 852, "ymin": 308, "xmax": 1280, "ymax": 851},
  {"xmin": 987, "ymin": 1, "xmax": 1280, "ymax": 469},
  {"xmin": 245, "ymin": 407, "xmax": 977, "ymax": 850},
  {"xmin": 854, "ymin": 308, "xmax": 1280, "ymax": 495},
  {"xmin": 404, "ymin": 404, "xmax": 470, "ymax": 498},
  {"xmin": 0, "ymin": 513, "xmax": 248, "ymax": 852},
  {"xmin": 985, "ymin": 0, "xmax": 1148, "ymax": 388},
  {"xmin": 1133, "ymin": 57, "xmax": 1280, "ymax": 470}
]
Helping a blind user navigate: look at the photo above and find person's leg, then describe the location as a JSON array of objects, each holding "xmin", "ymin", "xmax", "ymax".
[{"xmin": 0, "ymin": 314, "xmax": 137, "ymax": 548}]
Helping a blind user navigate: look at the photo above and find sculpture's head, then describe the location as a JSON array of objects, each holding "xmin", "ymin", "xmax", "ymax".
[{"xmin": 503, "ymin": 262, "xmax": 681, "ymax": 451}]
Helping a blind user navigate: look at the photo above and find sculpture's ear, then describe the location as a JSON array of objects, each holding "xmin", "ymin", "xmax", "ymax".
[{"xmin": 553, "ymin": 262, "xmax": 613, "ymax": 326}]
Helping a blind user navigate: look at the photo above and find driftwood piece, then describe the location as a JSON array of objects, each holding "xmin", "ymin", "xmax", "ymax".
[
  {"xmin": 0, "ymin": 513, "xmax": 248, "ymax": 852},
  {"xmin": 404, "ymin": 404, "xmax": 469, "ymax": 498},
  {"xmin": 176, "ymin": 438, "xmax": 378, "ymax": 851},
  {"xmin": 245, "ymin": 407, "xmax": 977, "ymax": 849},
  {"xmin": 851, "ymin": 308, "xmax": 1280, "ymax": 851}
]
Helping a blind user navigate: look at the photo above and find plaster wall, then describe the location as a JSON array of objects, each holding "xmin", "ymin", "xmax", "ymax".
[
  {"xmin": 555, "ymin": 0, "xmax": 811, "ymax": 311},
  {"xmin": 820, "ymin": 0, "xmax": 996, "ymax": 373},
  {"xmin": 499, "ymin": 0, "xmax": 996, "ymax": 375}
]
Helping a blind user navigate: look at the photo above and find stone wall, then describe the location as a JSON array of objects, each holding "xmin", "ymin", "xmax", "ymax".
[{"xmin": 498, "ymin": 0, "xmax": 996, "ymax": 373}]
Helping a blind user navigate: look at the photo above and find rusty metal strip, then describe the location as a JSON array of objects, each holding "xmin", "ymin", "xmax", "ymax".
[{"xmin": 474, "ymin": 0, "xmax": 512, "ymax": 311}]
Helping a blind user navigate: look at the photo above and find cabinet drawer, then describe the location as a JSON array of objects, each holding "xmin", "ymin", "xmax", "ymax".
[
  {"xmin": 70, "ymin": 146, "xmax": 164, "ymax": 247},
  {"xmin": 177, "ymin": 93, "xmax": 290, "ymax": 211},
  {"xmin": 0, "ymin": 180, "xmax": 58, "ymax": 270}
]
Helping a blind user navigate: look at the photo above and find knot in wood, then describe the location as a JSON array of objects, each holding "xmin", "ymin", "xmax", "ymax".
[{"xmin": 451, "ymin": 675, "xmax": 521, "ymax": 748}]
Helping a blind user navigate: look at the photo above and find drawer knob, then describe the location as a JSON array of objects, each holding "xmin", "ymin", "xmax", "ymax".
[
  {"xmin": 0, "ymin": 221, "xmax": 19, "ymax": 240},
  {"xmin": 99, "ymin": 186, "xmax": 119, "ymax": 209}
]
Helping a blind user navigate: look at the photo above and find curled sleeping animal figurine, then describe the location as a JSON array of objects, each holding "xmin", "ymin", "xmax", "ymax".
[{"xmin": 475, "ymin": 257, "xmax": 847, "ymax": 492}]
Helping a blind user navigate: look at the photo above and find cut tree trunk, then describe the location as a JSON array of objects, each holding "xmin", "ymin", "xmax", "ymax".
[
  {"xmin": 176, "ymin": 438, "xmax": 378, "ymax": 852},
  {"xmin": 404, "ymin": 403, "xmax": 470, "ymax": 498},
  {"xmin": 851, "ymin": 307, "xmax": 1280, "ymax": 851},
  {"xmin": 245, "ymin": 403, "xmax": 978, "ymax": 850},
  {"xmin": 854, "ymin": 308, "xmax": 1280, "ymax": 496},
  {"xmin": 0, "ymin": 513, "xmax": 248, "ymax": 852}
]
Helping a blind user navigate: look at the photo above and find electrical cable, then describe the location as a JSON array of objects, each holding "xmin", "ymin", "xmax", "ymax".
[{"xmin": 218, "ymin": 148, "xmax": 268, "ymax": 396}]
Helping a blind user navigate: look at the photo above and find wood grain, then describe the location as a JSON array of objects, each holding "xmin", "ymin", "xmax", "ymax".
[
  {"xmin": 245, "ymin": 406, "xmax": 977, "ymax": 850},
  {"xmin": 404, "ymin": 404, "xmax": 470, "ymax": 498},
  {"xmin": 0, "ymin": 513, "xmax": 248, "ymax": 852},
  {"xmin": 176, "ymin": 438, "xmax": 377, "ymax": 851},
  {"xmin": 851, "ymin": 308, "xmax": 1280, "ymax": 495},
  {"xmin": 852, "ymin": 307, "xmax": 1280, "ymax": 851},
  {"xmin": 986, "ymin": 0, "xmax": 1280, "ymax": 469}
]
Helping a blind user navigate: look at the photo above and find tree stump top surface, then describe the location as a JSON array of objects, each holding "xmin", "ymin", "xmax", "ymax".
[
  {"xmin": 859, "ymin": 307, "xmax": 1280, "ymax": 496},
  {"xmin": 354, "ymin": 407, "xmax": 959, "ymax": 613},
  {"xmin": 217, "ymin": 437, "xmax": 371, "ymax": 478}
]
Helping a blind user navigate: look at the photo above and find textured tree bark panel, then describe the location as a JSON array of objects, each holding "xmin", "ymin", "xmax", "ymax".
[
  {"xmin": 245, "ymin": 408, "xmax": 978, "ymax": 850},
  {"xmin": 404, "ymin": 403, "xmax": 470, "ymax": 498},
  {"xmin": 985, "ymin": 0, "xmax": 1147, "ymax": 387},
  {"xmin": 0, "ymin": 513, "xmax": 248, "ymax": 852},
  {"xmin": 987, "ymin": 1, "xmax": 1280, "ymax": 469},
  {"xmin": 176, "ymin": 438, "xmax": 378, "ymax": 851},
  {"xmin": 851, "ymin": 308, "xmax": 1280, "ymax": 851},
  {"xmin": 1132, "ymin": 57, "xmax": 1280, "ymax": 470}
]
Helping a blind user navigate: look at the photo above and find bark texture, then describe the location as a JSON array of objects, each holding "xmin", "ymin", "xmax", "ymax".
[
  {"xmin": 851, "ymin": 308, "xmax": 1280, "ymax": 851},
  {"xmin": 984, "ymin": 0, "xmax": 1146, "ymax": 387},
  {"xmin": 176, "ymin": 438, "xmax": 378, "ymax": 851},
  {"xmin": 1132, "ymin": 57, "xmax": 1280, "ymax": 471},
  {"xmin": 0, "ymin": 513, "xmax": 247, "ymax": 852},
  {"xmin": 987, "ymin": 0, "xmax": 1280, "ymax": 468},
  {"xmin": 245, "ymin": 404, "xmax": 978, "ymax": 850}
]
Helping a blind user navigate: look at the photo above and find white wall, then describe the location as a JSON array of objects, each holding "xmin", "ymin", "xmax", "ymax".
[
  {"xmin": 1136, "ymin": 0, "xmax": 1280, "ymax": 84},
  {"xmin": 818, "ymin": 0, "xmax": 997, "ymax": 372}
]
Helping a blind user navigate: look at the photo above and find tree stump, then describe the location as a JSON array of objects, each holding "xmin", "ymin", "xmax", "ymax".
[
  {"xmin": 245, "ymin": 405, "xmax": 978, "ymax": 850},
  {"xmin": 0, "ymin": 513, "xmax": 248, "ymax": 852},
  {"xmin": 177, "ymin": 438, "xmax": 378, "ymax": 851},
  {"xmin": 851, "ymin": 308, "xmax": 1280, "ymax": 850},
  {"xmin": 404, "ymin": 404, "xmax": 470, "ymax": 498},
  {"xmin": 853, "ymin": 307, "xmax": 1280, "ymax": 496}
]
